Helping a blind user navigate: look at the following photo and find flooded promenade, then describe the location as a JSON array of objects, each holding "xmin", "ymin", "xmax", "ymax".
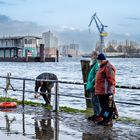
[
  {"xmin": 0, "ymin": 57, "xmax": 140, "ymax": 139},
  {"xmin": 0, "ymin": 105, "xmax": 140, "ymax": 140}
]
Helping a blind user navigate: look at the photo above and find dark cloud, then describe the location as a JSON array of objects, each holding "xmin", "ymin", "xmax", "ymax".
[
  {"xmin": 0, "ymin": 14, "xmax": 46, "ymax": 36},
  {"xmin": 0, "ymin": 14, "xmax": 11, "ymax": 22},
  {"xmin": 0, "ymin": 1, "xmax": 14, "ymax": 5},
  {"xmin": 126, "ymin": 17, "xmax": 140, "ymax": 21},
  {"xmin": 117, "ymin": 23, "xmax": 132, "ymax": 27},
  {"xmin": 0, "ymin": 1, "xmax": 8, "ymax": 5}
]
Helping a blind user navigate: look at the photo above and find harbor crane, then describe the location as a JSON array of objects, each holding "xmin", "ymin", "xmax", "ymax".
[{"xmin": 88, "ymin": 13, "xmax": 108, "ymax": 53}]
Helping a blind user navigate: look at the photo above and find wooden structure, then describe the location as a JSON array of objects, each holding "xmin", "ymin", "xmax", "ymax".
[{"xmin": 80, "ymin": 60, "xmax": 92, "ymax": 108}]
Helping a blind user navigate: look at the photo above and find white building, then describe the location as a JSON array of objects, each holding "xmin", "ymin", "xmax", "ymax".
[
  {"xmin": 41, "ymin": 31, "xmax": 59, "ymax": 57},
  {"xmin": 42, "ymin": 31, "xmax": 58, "ymax": 48}
]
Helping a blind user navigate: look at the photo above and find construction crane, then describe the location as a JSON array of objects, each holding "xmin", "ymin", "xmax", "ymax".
[{"xmin": 88, "ymin": 13, "xmax": 108, "ymax": 53}]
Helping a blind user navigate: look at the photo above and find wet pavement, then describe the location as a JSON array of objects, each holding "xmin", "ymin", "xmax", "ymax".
[{"xmin": 0, "ymin": 105, "xmax": 139, "ymax": 140}]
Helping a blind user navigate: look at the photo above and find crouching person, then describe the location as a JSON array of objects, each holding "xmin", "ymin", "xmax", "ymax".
[
  {"xmin": 34, "ymin": 73, "xmax": 58, "ymax": 106},
  {"xmin": 95, "ymin": 53, "xmax": 118, "ymax": 126}
]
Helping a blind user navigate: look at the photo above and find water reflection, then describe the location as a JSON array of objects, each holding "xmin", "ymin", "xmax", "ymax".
[
  {"xmin": 0, "ymin": 111, "xmax": 114, "ymax": 140},
  {"xmin": 30, "ymin": 110, "xmax": 59, "ymax": 140},
  {"xmin": 0, "ymin": 108, "xmax": 139, "ymax": 140},
  {"xmin": 82, "ymin": 132, "xmax": 114, "ymax": 140},
  {"xmin": 0, "ymin": 109, "xmax": 59, "ymax": 140},
  {"xmin": 34, "ymin": 111, "xmax": 55, "ymax": 140},
  {"xmin": 1, "ymin": 114, "xmax": 16, "ymax": 134}
]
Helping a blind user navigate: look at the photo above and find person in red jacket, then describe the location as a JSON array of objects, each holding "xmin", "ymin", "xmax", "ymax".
[{"xmin": 94, "ymin": 53, "xmax": 118, "ymax": 126}]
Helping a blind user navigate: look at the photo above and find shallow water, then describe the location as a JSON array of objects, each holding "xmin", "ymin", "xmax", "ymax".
[
  {"xmin": 0, "ymin": 106, "xmax": 140, "ymax": 140},
  {"xmin": 0, "ymin": 57, "xmax": 140, "ymax": 120}
]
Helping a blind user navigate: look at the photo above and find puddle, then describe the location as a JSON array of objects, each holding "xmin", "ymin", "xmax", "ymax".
[{"xmin": 0, "ymin": 105, "xmax": 140, "ymax": 140}]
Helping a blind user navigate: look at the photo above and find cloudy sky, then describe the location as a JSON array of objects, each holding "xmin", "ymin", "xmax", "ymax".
[{"xmin": 0, "ymin": 0, "xmax": 140, "ymax": 51}]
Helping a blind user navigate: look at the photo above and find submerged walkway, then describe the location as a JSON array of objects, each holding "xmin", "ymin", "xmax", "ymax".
[{"xmin": 0, "ymin": 105, "xmax": 140, "ymax": 140}]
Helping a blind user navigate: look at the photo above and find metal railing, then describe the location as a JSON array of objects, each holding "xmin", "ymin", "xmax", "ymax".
[{"xmin": 0, "ymin": 75, "xmax": 140, "ymax": 112}]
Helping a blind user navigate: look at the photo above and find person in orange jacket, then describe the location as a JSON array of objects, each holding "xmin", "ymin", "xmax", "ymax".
[{"xmin": 94, "ymin": 53, "xmax": 118, "ymax": 126}]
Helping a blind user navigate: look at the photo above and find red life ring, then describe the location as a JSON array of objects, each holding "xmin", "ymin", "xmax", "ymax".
[{"xmin": 0, "ymin": 102, "xmax": 17, "ymax": 108}]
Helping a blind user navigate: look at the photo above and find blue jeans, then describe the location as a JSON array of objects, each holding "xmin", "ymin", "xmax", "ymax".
[{"xmin": 90, "ymin": 91, "xmax": 100, "ymax": 115}]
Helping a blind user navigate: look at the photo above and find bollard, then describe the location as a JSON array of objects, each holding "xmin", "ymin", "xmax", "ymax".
[
  {"xmin": 25, "ymin": 49, "xmax": 29, "ymax": 62},
  {"xmin": 56, "ymin": 50, "xmax": 59, "ymax": 62},
  {"xmin": 22, "ymin": 79, "xmax": 25, "ymax": 108},
  {"xmin": 80, "ymin": 60, "xmax": 92, "ymax": 108},
  {"xmin": 40, "ymin": 44, "xmax": 45, "ymax": 62}
]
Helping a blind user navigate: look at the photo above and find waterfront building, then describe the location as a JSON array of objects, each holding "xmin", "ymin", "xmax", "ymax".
[{"xmin": 0, "ymin": 36, "xmax": 40, "ymax": 58}]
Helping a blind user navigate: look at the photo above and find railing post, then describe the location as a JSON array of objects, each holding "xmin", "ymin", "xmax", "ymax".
[
  {"xmin": 25, "ymin": 49, "xmax": 29, "ymax": 62},
  {"xmin": 22, "ymin": 112, "xmax": 25, "ymax": 136},
  {"xmin": 54, "ymin": 82, "xmax": 59, "ymax": 112},
  {"xmin": 40, "ymin": 44, "xmax": 45, "ymax": 62},
  {"xmin": 22, "ymin": 79, "xmax": 25, "ymax": 108},
  {"xmin": 54, "ymin": 112, "xmax": 59, "ymax": 140},
  {"xmin": 56, "ymin": 50, "xmax": 59, "ymax": 62}
]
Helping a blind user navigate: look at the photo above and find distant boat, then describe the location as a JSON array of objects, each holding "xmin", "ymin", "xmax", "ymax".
[
  {"xmin": 68, "ymin": 54, "xmax": 72, "ymax": 57},
  {"xmin": 82, "ymin": 54, "xmax": 91, "ymax": 58}
]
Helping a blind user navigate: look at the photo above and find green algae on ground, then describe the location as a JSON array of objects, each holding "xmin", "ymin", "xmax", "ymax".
[
  {"xmin": 0, "ymin": 97, "xmax": 140, "ymax": 125},
  {"xmin": 0, "ymin": 97, "xmax": 92, "ymax": 114},
  {"xmin": 0, "ymin": 97, "xmax": 53, "ymax": 110},
  {"xmin": 116, "ymin": 117, "xmax": 140, "ymax": 125},
  {"xmin": 60, "ymin": 106, "xmax": 93, "ymax": 115},
  {"xmin": 60, "ymin": 106, "xmax": 88, "ymax": 113},
  {"xmin": 0, "ymin": 97, "xmax": 41, "ymax": 106},
  {"xmin": 0, "ymin": 97, "xmax": 18, "ymax": 102}
]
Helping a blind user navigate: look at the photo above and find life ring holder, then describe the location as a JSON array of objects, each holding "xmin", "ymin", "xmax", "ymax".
[{"xmin": 0, "ymin": 73, "xmax": 17, "ymax": 109}]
